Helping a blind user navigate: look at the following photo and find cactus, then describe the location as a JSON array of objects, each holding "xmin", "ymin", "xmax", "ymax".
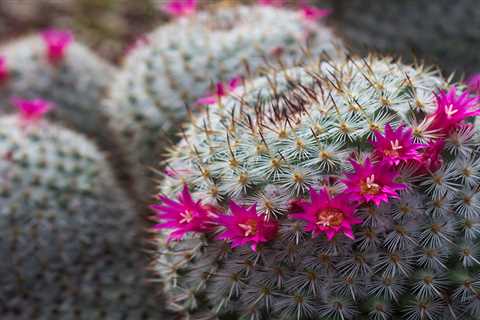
[
  {"xmin": 151, "ymin": 56, "xmax": 480, "ymax": 320},
  {"xmin": 332, "ymin": 0, "xmax": 480, "ymax": 75},
  {"xmin": 104, "ymin": 4, "xmax": 343, "ymax": 196},
  {"xmin": 0, "ymin": 30, "xmax": 115, "ymax": 142},
  {"xmin": 0, "ymin": 108, "xmax": 165, "ymax": 319}
]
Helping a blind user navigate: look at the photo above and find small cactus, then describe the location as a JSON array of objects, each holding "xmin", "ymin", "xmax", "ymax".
[
  {"xmin": 0, "ymin": 106, "xmax": 164, "ymax": 319},
  {"xmin": 151, "ymin": 56, "xmax": 480, "ymax": 320},
  {"xmin": 104, "ymin": 3, "xmax": 343, "ymax": 196},
  {"xmin": 0, "ymin": 30, "xmax": 115, "ymax": 142}
]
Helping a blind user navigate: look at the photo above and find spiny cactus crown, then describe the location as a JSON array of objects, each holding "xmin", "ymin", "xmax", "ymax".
[
  {"xmin": 0, "ymin": 30, "xmax": 115, "ymax": 139},
  {"xmin": 0, "ymin": 111, "xmax": 163, "ymax": 319},
  {"xmin": 152, "ymin": 56, "xmax": 480, "ymax": 320},
  {"xmin": 105, "ymin": 4, "xmax": 343, "ymax": 195}
]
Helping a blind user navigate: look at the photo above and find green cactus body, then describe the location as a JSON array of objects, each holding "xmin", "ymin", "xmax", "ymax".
[
  {"xmin": 152, "ymin": 56, "xmax": 480, "ymax": 319},
  {"xmin": 105, "ymin": 4, "xmax": 343, "ymax": 196},
  {"xmin": 0, "ymin": 34, "xmax": 115, "ymax": 141},
  {"xmin": 0, "ymin": 116, "xmax": 165, "ymax": 319},
  {"xmin": 333, "ymin": 0, "xmax": 480, "ymax": 75}
]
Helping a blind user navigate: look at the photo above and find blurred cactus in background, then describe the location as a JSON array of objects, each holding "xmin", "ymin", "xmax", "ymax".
[
  {"xmin": 332, "ymin": 0, "xmax": 480, "ymax": 76},
  {"xmin": 0, "ymin": 0, "xmax": 167, "ymax": 62},
  {"xmin": 0, "ymin": 30, "xmax": 115, "ymax": 143},
  {"xmin": 105, "ymin": 2, "xmax": 343, "ymax": 196},
  {"xmin": 0, "ymin": 105, "xmax": 165, "ymax": 319},
  {"xmin": 151, "ymin": 56, "xmax": 480, "ymax": 319}
]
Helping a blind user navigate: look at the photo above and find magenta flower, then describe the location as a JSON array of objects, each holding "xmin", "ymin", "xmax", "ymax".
[
  {"xmin": 429, "ymin": 86, "xmax": 480, "ymax": 135},
  {"xmin": 151, "ymin": 185, "xmax": 214, "ymax": 241},
  {"xmin": 161, "ymin": 0, "xmax": 197, "ymax": 17},
  {"xmin": 342, "ymin": 158, "xmax": 406, "ymax": 206},
  {"xmin": 258, "ymin": 0, "xmax": 284, "ymax": 7},
  {"xmin": 371, "ymin": 124, "xmax": 423, "ymax": 166},
  {"xmin": 290, "ymin": 188, "xmax": 361, "ymax": 240},
  {"xmin": 124, "ymin": 35, "xmax": 150, "ymax": 56},
  {"xmin": 466, "ymin": 73, "xmax": 480, "ymax": 95},
  {"xmin": 216, "ymin": 201, "xmax": 278, "ymax": 252},
  {"xmin": 0, "ymin": 56, "xmax": 8, "ymax": 83},
  {"xmin": 41, "ymin": 29, "xmax": 73, "ymax": 64},
  {"xmin": 301, "ymin": 5, "xmax": 332, "ymax": 21},
  {"xmin": 196, "ymin": 76, "xmax": 242, "ymax": 105},
  {"xmin": 164, "ymin": 167, "xmax": 192, "ymax": 178},
  {"xmin": 12, "ymin": 98, "xmax": 54, "ymax": 123},
  {"xmin": 418, "ymin": 140, "xmax": 445, "ymax": 173}
]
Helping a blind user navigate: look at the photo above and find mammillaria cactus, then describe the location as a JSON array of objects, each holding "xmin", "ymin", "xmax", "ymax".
[
  {"xmin": 0, "ymin": 29, "xmax": 115, "ymax": 141},
  {"xmin": 0, "ymin": 103, "xmax": 165, "ymax": 319},
  {"xmin": 151, "ymin": 56, "xmax": 480, "ymax": 319},
  {"xmin": 332, "ymin": 0, "xmax": 480, "ymax": 75},
  {"xmin": 104, "ymin": 3, "xmax": 343, "ymax": 196}
]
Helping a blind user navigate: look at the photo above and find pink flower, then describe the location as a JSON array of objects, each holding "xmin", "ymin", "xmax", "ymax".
[
  {"xmin": 161, "ymin": 0, "xmax": 197, "ymax": 17},
  {"xmin": 12, "ymin": 98, "xmax": 54, "ymax": 123},
  {"xmin": 150, "ymin": 185, "xmax": 214, "ymax": 241},
  {"xmin": 41, "ymin": 29, "xmax": 73, "ymax": 64},
  {"xmin": 196, "ymin": 76, "xmax": 242, "ymax": 105},
  {"xmin": 216, "ymin": 201, "xmax": 278, "ymax": 252},
  {"xmin": 466, "ymin": 73, "xmax": 480, "ymax": 95},
  {"xmin": 258, "ymin": 0, "xmax": 284, "ymax": 7},
  {"xmin": 164, "ymin": 167, "xmax": 193, "ymax": 178},
  {"xmin": 418, "ymin": 140, "xmax": 445, "ymax": 173},
  {"xmin": 342, "ymin": 158, "xmax": 406, "ymax": 206},
  {"xmin": 371, "ymin": 124, "xmax": 423, "ymax": 166},
  {"xmin": 428, "ymin": 86, "xmax": 480, "ymax": 135},
  {"xmin": 124, "ymin": 35, "xmax": 150, "ymax": 56},
  {"xmin": 290, "ymin": 188, "xmax": 361, "ymax": 240},
  {"xmin": 301, "ymin": 5, "xmax": 332, "ymax": 21},
  {"xmin": 0, "ymin": 56, "xmax": 8, "ymax": 83}
]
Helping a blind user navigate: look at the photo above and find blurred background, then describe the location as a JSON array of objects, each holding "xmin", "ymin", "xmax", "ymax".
[
  {"xmin": 0, "ymin": 0, "xmax": 168, "ymax": 62},
  {"xmin": 331, "ymin": 0, "xmax": 480, "ymax": 77},
  {"xmin": 1, "ymin": 0, "xmax": 479, "ymax": 77}
]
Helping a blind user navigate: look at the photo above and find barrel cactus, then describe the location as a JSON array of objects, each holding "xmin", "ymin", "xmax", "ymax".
[
  {"xmin": 0, "ymin": 29, "xmax": 115, "ymax": 141},
  {"xmin": 0, "ymin": 103, "xmax": 165, "ymax": 319},
  {"xmin": 151, "ymin": 56, "xmax": 480, "ymax": 319},
  {"xmin": 104, "ymin": 3, "xmax": 343, "ymax": 196},
  {"xmin": 333, "ymin": 0, "xmax": 480, "ymax": 75}
]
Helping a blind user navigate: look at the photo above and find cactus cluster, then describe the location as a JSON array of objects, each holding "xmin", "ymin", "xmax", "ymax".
[
  {"xmin": 333, "ymin": 0, "xmax": 480, "ymax": 75},
  {"xmin": 0, "ymin": 30, "xmax": 115, "ymax": 141},
  {"xmin": 104, "ymin": 4, "xmax": 343, "ymax": 195},
  {"xmin": 3, "ymin": 1, "xmax": 480, "ymax": 319},
  {"xmin": 0, "ymin": 113, "xmax": 164, "ymax": 319},
  {"xmin": 151, "ymin": 56, "xmax": 480, "ymax": 320}
]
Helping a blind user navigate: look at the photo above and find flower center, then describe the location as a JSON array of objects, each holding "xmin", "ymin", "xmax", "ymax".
[
  {"xmin": 179, "ymin": 210, "xmax": 194, "ymax": 224},
  {"xmin": 444, "ymin": 104, "xmax": 458, "ymax": 118},
  {"xmin": 360, "ymin": 174, "xmax": 381, "ymax": 195},
  {"xmin": 238, "ymin": 219, "xmax": 258, "ymax": 237},
  {"xmin": 383, "ymin": 139, "xmax": 403, "ymax": 157},
  {"xmin": 316, "ymin": 208, "xmax": 344, "ymax": 227}
]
